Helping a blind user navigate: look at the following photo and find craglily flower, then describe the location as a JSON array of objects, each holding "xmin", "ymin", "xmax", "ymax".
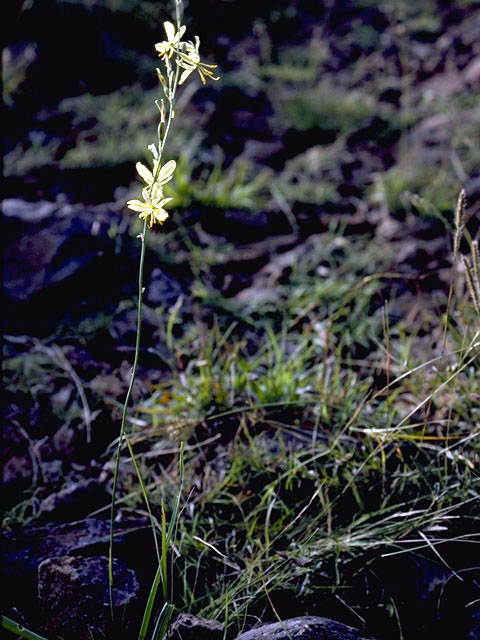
[
  {"xmin": 127, "ymin": 192, "xmax": 173, "ymax": 227},
  {"xmin": 177, "ymin": 36, "xmax": 220, "ymax": 85},
  {"xmin": 155, "ymin": 21, "xmax": 186, "ymax": 60},
  {"xmin": 127, "ymin": 159, "xmax": 176, "ymax": 227},
  {"xmin": 135, "ymin": 158, "xmax": 176, "ymax": 190}
]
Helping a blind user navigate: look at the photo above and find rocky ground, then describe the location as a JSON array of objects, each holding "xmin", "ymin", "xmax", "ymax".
[{"xmin": 3, "ymin": 1, "xmax": 480, "ymax": 639}]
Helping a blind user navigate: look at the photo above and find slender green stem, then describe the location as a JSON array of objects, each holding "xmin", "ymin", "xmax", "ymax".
[
  {"xmin": 109, "ymin": 217, "xmax": 148, "ymax": 615},
  {"xmin": 109, "ymin": 16, "xmax": 181, "ymax": 619},
  {"xmin": 110, "ymin": 3, "xmax": 186, "ymax": 629},
  {"xmin": 159, "ymin": 62, "xmax": 180, "ymax": 160}
]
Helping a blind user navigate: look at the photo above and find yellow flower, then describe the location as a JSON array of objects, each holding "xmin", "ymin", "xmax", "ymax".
[
  {"xmin": 136, "ymin": 158, "xmax": 176, "ymax": 189},
  {"xmin": 155, "ymin": 21, "xmax": 186, "ymax": 60},
  {"xmin": 127, "ymin": 195, "xmax": 173, "ymax": 227},
  {"xmin": 128, "ymin": 159, "xmax": 176, "ymax": 227},
  {"xmin": 177, "ymin": 36, "xmax": 220, "ymax": 85}
]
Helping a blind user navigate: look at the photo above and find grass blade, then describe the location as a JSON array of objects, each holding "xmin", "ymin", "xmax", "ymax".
[
  {"xmin": 166, "ymin": 441, "xmax": 184, "ymax": 545},
  {"xmin": 138, "ymin": 442, "xmax": 185, "ymax": 640},
  {"xmin": 138, "ymin": 563, "xmax": 163, "ymax": 640},
  {"xmin": 2, "ymin": 616, "xmax": 48, "ymax": 640},
  {"xmin": 152, "ymin": 603, "xmax": 175, "ymax": 640}
]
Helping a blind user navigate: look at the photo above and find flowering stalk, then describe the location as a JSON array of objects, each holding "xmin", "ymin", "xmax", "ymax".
[{"xmin": 108, "ymin": 0, "xmax": 219, "ymax": 621}]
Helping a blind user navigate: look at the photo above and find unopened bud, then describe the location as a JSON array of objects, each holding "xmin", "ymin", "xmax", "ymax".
[
  {"xmin": 148, "ymin": 143, "xmax": 159, "ymax": 159},
  {"xmin": 156, "ymin": 67, "xmax": 167, "ymax": 92}
]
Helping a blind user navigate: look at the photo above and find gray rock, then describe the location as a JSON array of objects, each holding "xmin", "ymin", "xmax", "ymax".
[
  {"xmin": 2, "ymin": 422, "xmax": 35, "ymax": 505},
  {"xmin": 3, "ymin": 198, "xmax": 185, "ymax": 335},
  {"xmin": 36, "ymin": 478, "xmax": 110, "ymax": 523},
  {"xmin": 2, "ymin": 454, "xmax": 34, "ymax": 494},
  {"xmin": 39, "ymin": 459, "xmax": 64, "ymax": 485},
  {"xmin": 38, "ymin": 555, "xmax": 139, "ymax": 639},
  {"xmin": 168, "ymin": 613, "xmax": 224, "ymax": 640},
  {"xmin": 53, "ymin": 422, "xmax": 82, "ymax": 457},
  {"xmin": 234, "ymin": 616, "xmax": 377, "ymax": 640},
  {"xmin": 3, "ymin": 199, "xmax": 95, "ymax": 301},
  {"xmin": 3, "ymin": 199, "xmax": 128, "ymax": 335},
  {"xmin": 2, "ymin": 516, "xmax": 150, "ymax": 613},
  {"xmin": 3, "ymin": 198, "xmax": 59, "ymax": 223},
  {"xmin": 147, "ymin": 267, "xmax": 186, "ymax": 307}
]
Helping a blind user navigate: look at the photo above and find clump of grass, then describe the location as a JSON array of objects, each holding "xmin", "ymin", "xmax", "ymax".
[
  {"xmin": 273, "ymin": 144, "xmax": 341, "ymax": 207},
  {"xmin": 5, "ymin": 198, "xmax": 479, "ymax": 638},
  {"xmin": 118, "ymin": 189, "xmax": 479, "ymax": 636},
  {"xmin": 164, "ymin": 150, "xmax": 272, "ymax": 211},
  {"xmin": 58, "ymin": 86, "xmax": 162, "ymax": 169},
  {"xmin": 278, "ymin": 83, "xmax": 376, "ymax": 137},
  {"xmin": 370, "ymin": 165, "xmax": 458, "ymax": 223}
]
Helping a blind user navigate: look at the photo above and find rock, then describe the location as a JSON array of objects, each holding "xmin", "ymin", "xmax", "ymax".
[
  {"xmin": 200, "ymin": 208, "xmax": 273, "ymax": 243},
  {"xmin": 437, "ymin": 567, "xmax": 480, "ymax": 640},
  {"xmin": 168, "ymin": 613, "xmax": 224, "ymax": 640},
  {"xmin": 3, "ymin": 199, "xmax": 58, "ymax": 223},
  {"xmin": 468, "ymin": 610, "xmax": 480, "ymax": 640},
  {"xmin": 4, "ymin": 198, "xmax": 188, "ymax": 335},
  {"xmin": 147, "ymin": 267, "xmax": 186, "ymax": 307},
  {"xmin": 2, "ymin": 454, "xmax": 34, "ymax": 500},
  {"xmin": 2, "ymin": 420, "xmax": 35, "ymax": 506},
  {"xmin": 4, "ymin": 199, "xmax": 97, "ymax": 302},
  {"xmin": 464, "ymin": 56, "xmax": 480, "ymax": 86},
  {"xmin": 234, "ymin": 616, "xmax": 376, "ymax": 640},
  {"xmin": 2, "ymin": 516, "xmax": 151, "ymax": 619},
  {"xmin": 423, "ymin": 70, "xmax": 466, "ymax": 98},
  {"xmin": 52, "ymin": 423, "xmax": 82, "ymax": 458},
  {"xmin": 3, "ymin": 517, "xmax": 149, "ymax": 575},
  {"xmin": 38, "ymin": 555, "xmax": 139, "ymax": 639},
  {"xmin": 3, "ymin": 199, "xmax": 134, "ymax": 335},
  {"xmin": 36, "ymin": 478, "xmax": 110, "ymax": 523}
]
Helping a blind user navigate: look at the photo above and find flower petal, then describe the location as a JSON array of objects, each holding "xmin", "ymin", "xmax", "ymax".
[
  {"xmin": 154, "ymin": 209, "xmax": 169, "ymax": 223},
  {"xmin": 155, "ymin": 42, "xmax": 167, "ymax": 54},
  {"xmin": 163, "ymin": 21, "xmax": 176, "ymax": 43},
  {"xmin": 179, "ymin": 69, "xmax": 192, "ymax": 88},
  {"xmin": 158, "ymin": 197, "xmax": 173, "ymax": 207},
  {"xmin": 127, "ymin": 200, "xmax": 148, "ymax": 212},
  {"xmin": 157, "ymin": 159, "xmax": 176, "ymax": 184},
  {"xmin": 136, "ymin": 162, "xmax": 154, "ymax": 184},
  {"xmin": 138, "ymin": 211, "xmax": 155, "ymax": 227}
]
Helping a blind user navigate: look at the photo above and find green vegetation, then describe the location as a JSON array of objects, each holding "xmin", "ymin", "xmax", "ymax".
[
  {"xmin": 3, "ymin": 0, "xmax": 480, "ymax": 637},
  {"xmin": 164, "ymin": 151, "xmax": 272, "ymax": 211},
  {"xmin": 117, "ymin": 216, "xmax": 480, "ymax": 634},
  {"xmin": 279, "ymin": 85, "xmax": 376, "ymax": 136},
  {"xmin": 4, "ymin": 204, "xmax": 479, "ymax": 635},
  {"xmin": 2, "ymin": 616, "xmax": 48, "ymax": 640}
]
